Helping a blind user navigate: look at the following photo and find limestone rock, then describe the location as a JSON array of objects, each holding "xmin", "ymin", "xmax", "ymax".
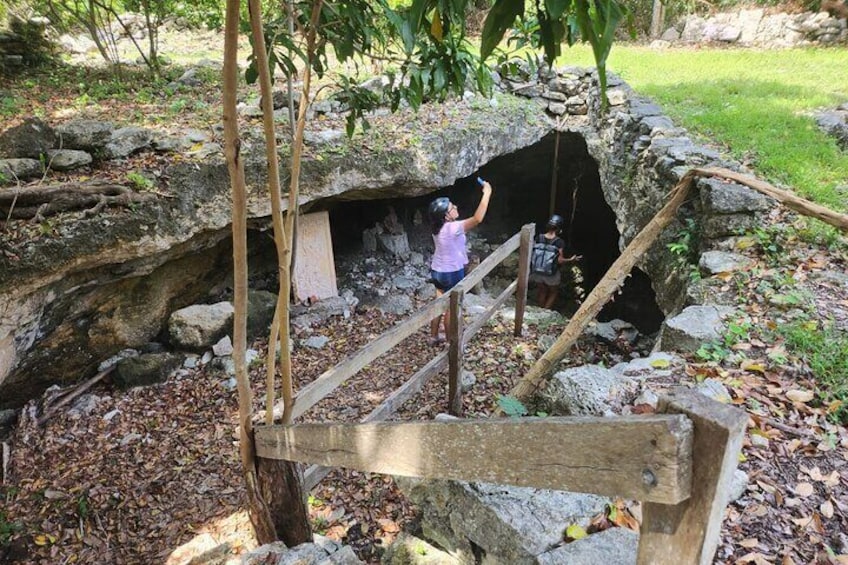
[
  {"xmin": 0, "ymin": 117, "xmax": 55, "ymax": 159},
  {"xmin": 104, "ymin": 126, "xmax": 153, "ymax": 159},
  {"xmin": 113, "ymin": 353, "xmax": 181, "ymax": 389},
  {"xmin": 699, "ymin": 178, "xmax": 773, "ymax": 214},
  {"xmin": 57, "ymin": 119, "xmax": 114, "ymax": 152},
  {"xmin": 241, "ymin": 541, "xmax": 362, "ymax": 565},
  {"xmin": 399, "ymin": 479, "xmax": 608, "ymax": 564},
  {"xmin": 45, "ymin": 149, "xmax": 92, "ymax": 171},
  {"xmin": 611, "ymin": 352, "xmax": 683, "ymax": 379},
  {"xmin": 168, "ymin": 302, "xmax": 235, "ymax": 350},
  {"xmin": 659, "ymin": 305, "xmax": 733, "ymax": 353},
  {"xmin": 543, "ymin": 365, "xmax": 637, "ymax": 416},
  {"xmin": 537, "ymin": 527, "xmax": 637, "ymax": 565},
  {"xmin": 0, "ymin": 158, "xmax": 42, "ymax": 181},
  {"xmin": 699, "ymin": 250, "xmax": 754, "ymax": 275},
  {"xmin": 499, "ymin": 305, "xmax": 565, "ymax": 325},
  {"xmin": 382, "ymin": 532, "xmax": 460, "ymax": 565}
]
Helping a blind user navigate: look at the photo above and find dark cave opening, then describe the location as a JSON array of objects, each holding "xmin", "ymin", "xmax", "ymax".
[{"xmin": 315, "ymin": 132, "xmax": 665, "ymax": 334}]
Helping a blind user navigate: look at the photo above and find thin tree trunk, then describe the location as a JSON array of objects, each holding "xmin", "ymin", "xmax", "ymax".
[
  {"xmin": 246, "ymin": 0, "xmax": 290, "ymax": 425},
  {"xmin": 247, "ymin": 0, "xmax": 313, "ymax": 544},
  {"xmin": 222, "ymin": 0, "xmax": 277, "ymax": 544},
  {"xmin": 693, "ymin": 167, "xmax": 848, "ymax": 232},
  {"xmin": 278, "ymin": 0, "xmax": 325, "ymax": 425}
]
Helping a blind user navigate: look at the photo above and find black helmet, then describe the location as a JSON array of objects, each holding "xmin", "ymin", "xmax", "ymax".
[
  {"xmin": 428, "ymin": 197, "xmax": 451, "ymax": 223},
  {"xmin": 546, "ymin": 214, "xmax": 565, "ymax": 231}
]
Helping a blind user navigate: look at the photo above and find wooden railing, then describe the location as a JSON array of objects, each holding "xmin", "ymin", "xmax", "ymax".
[
  {"xmin": 253, "ymin": 218, "xmax": 749, "ymax": 564},
  {"xmin": 256, "ymin": 388, "xmax": 746, "ymax": 565},
  {"xmin": 264, "ymin": 223, "xmax": 535, "ymax": 489}
]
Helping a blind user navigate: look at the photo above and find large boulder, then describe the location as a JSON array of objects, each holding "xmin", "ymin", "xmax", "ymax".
[
  {"xmin": 0, "ymin": 158, "xmax": 42, "ymax": 181},
  {"xmin": 658, "ymin": 305, "xmax": 734, "ymax": 353},
  {"xmin": 168, "ymin": 302, "xmax": 234, "ymax": 351},
  {"xmin": 0, "ymin": 117, "xmax": 56, "ymax": 159},
  {"xmin": 112, "ymin": 352, "xmax": 181, "ymax": 389},
  {"xmin": 57, "ymin": 119, "xmax": 114, "ymax": 153},
  {"xmin": 104, "ymin": 126, "xmax": 153, "ymax": 159},
  {"xmin": 397, "ymin": 478, "xmax": 610, "ymax": 564},
  {"xmin": 541, "ymin": 366, "xmax": 638, "ymax": 417}
]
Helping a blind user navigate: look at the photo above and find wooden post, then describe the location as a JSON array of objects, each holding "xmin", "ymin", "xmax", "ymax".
[
  {"xmin": 448, "ymin": 289, "xmax": 464, "ymax": 416},
  {"xmin": 637, "ymin": 388, "xmax": 747, "ymax": 565},
  {"xmin": 549, "ymin": 131, "xmax": 560, "ymax": 217},
  {"xmin": 650, "ymin": 0, "xmax": 666, "ymax": 38},
  {"xmin": 514, "ymin": 223, "xmax": 534, "ymax": 336}
]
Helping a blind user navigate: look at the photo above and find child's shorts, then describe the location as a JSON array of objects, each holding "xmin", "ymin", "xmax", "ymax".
[{"xmin": 431, "ymin": 268, "xmax": 465, "ymax": 291}]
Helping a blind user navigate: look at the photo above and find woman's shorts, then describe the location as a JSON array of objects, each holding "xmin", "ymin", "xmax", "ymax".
[
  {"xmin": 529, "ymin": 270, "xmax": 561, "ymax": 287},
  {"xmin": 431, "ymin": 268, "xmax": 465, "ymax": 291}
]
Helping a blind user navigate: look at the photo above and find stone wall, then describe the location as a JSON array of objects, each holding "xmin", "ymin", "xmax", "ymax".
[
  {"xmin": 0, "ymin": 17, "xmax": 54, "ymax": 70},
  {"xmin": 658, "ymin": 8, "xmax": 847, "ymax": 47},
  {"xmin": 497, "ymin": 60, "xmax": 771, "ymax": 314}
]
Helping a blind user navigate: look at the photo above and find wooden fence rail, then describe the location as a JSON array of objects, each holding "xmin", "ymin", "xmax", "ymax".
[
  {"xmin": 257, "ymin": 388, "xmax": 746, "ymax": 565},
  {"xmin": 265, "ymin": 223, "xmax": 534, "ymax": 423}
]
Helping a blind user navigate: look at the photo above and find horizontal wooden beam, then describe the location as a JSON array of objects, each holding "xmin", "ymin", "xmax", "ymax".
[
  {"xmin": 256, "ymin": 416, "xmax": 694, "ymax": 504},
  {"xmin": 288, "ymin": 292, "xmax": 451, "ymax": 420}
]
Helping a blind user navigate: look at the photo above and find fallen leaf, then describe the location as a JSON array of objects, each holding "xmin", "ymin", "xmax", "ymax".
[
  {"xmin": 650, "ymin": 358, "xmax": 670, "ymax": 369},
  {"xmin": 786, "ymin": 390, "xmax": 814, "ymax": 403},
  {"xmin": 34, "ymin": 534, "xmax": 50, "ymax": 546},
  {"xmin": 740, "ymin": 359, "xmax": 766, "ymax": 373},
  {"xmin": 739, "ymin": 538, "xmax": 759, "ymax": 548},
  {"xmin": 376, "ymin": 518, "xmax": 399, "ymax": 533},
  {"xmin": 736, "ymin": 551, "xmax": 772, "ymax": 565},
  {"xmin": 795, "ymin": 482, "xmax": 814, "ymax": 497},
  {"xmin": 565, "ymin": 524, "xmax": 587, "ymax": 541},
  {"xmin": 821, "ymin": 500, "xmax": 834, "ymax": 518}
]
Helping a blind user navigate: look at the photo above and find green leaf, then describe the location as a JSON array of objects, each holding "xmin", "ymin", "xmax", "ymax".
[
  {"xmin": 545, "ymin": 0, "xmax": 570, "ymax": 20},
  {"xmin": 497, "ymin": 395, "xmax": 528, "ymax": 418},
  {"xmin": 650, "ymin": 358, "xmax": 670, "ymax": 369},
  {"xmin": 481, "ymin": 0, "xmax": 524, "ymax": 59},
  {"xmin": 565, "ymin": 524, "xmax": 587, "ymax": 540}
]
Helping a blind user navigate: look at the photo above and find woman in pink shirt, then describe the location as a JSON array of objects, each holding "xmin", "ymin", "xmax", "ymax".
[{"xmin": 427, "ymin": 180, "xmax": 493, "ymax": 344}]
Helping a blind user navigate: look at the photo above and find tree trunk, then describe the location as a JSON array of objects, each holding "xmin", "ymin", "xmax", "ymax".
[
  {"xmin": 650, "ymin": 0, "xmax": 665, "ymax": 38},
  {"xmin": 247, "ymin": 0, "xmax": 313, "ymax": 544},
  {"xmin": 222, "ymin": 0, "xmax": 279, "ymax": 544}
]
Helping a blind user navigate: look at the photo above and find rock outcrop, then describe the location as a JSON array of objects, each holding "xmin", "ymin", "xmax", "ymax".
[{"xmin": 0, "ymin": 60, "xmax": 773, "ymax": 408}]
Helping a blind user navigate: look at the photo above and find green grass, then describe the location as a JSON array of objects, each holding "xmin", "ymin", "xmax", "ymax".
[
  {"xmin": 557, "ymin": 45, "xmax": 848, "ymax": 211},
  {"xmin": 781, "ymin": 321, "xmax": 848, "ymax": 423}
]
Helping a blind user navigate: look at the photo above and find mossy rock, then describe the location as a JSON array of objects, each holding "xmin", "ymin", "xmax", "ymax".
[{"xmin": 113, "ymin": 353, "xmax": 182, "ymax": 390}]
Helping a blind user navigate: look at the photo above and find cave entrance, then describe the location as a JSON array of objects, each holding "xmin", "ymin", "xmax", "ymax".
[{"xmin": 313, "ymin": 131, "xmax": 665, "ymax": 334}]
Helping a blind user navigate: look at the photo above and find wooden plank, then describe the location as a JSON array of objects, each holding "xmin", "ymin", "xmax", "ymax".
[
  {"xmin": 637, "ymin": 388, "xmax": 747, "ymax": 565},
  {"xmin": 463, "ymin": 280, "xmax": 517, "ymax": 345},
  {"xmin": 456, "ymin": 230, "xmax": 521, "ymax": 292},
  {"xmin": 448, "ymin": 290, "xmax": 464, "ymax": 416},
  {"xmin": 288, "ymin": 292, "xmax": 451, "ymax": 420},
  {"xmin": 514, "ymin": 223, "xmax": 534, "ymax": 337},
  {"xmin": 302, "ymin": 351, "xmax": 449, "ymax": 491},
  {"xmin": 256, "ymin": 416, "xmax": 694, "ymax": 504}
]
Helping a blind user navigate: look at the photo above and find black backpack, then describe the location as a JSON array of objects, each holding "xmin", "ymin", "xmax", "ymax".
[{"xmin": 530, "ymin": 235, "xmax": 560, "ymax": 276}]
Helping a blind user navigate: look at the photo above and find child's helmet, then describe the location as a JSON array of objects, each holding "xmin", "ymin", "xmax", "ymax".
[
  {"xmin": 428, "ymin": 197, "xmax": 451, "ymax": 223},
  {"xmin": 547, "ymin": 214, "xmax": 565, "ymax": 231}
]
